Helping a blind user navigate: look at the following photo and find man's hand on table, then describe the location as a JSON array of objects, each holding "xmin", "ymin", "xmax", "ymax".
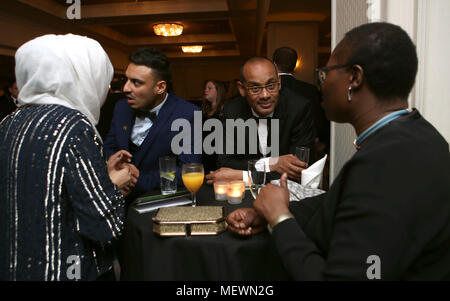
[
  {"xmin": 206, "ymin": 167, "xmax": 242, "ymax": 185},
  {"xmin": 226, "ymin": 208, "xmax": 267, "ymax": 236},
  {"xmin": 269, "ymin": 154, "xmax": 307, "ymax": 182}
]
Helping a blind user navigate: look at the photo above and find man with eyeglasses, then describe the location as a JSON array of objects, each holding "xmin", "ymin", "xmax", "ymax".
[{"xmin": 206, "ymin": 57, "xmax": 315, "ymax": 185}]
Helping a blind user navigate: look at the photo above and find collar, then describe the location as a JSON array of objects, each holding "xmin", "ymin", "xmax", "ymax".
[
  {"xmin": 251, "ymin": 108, "xmax": 274, "ymax": 119},
  {"xmin": 353, "ymin": 109, "xmax": 412, "ymax": 150},
  {"xmin": 278, "ymin": 73, "xmax": 293, "ymax": 77},
  {"xmin": 150, "ymin": 92, "xmax": 169, "ymax": 116}
]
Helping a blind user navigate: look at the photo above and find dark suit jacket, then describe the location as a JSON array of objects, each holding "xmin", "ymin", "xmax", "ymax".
[
  {"xmin": 217, "ymin": 88, "xmax": 315, "ymax": 177},
  {"xmin": 280, "ymin": 74, "xmax": 330, "ymax": 148},
  {"xmin": 104, "ymin": 93, "xmax": 202, "ymax": 195},
  {"xmin": 96, "ymin": 92, "xmax": 123, "ymax": 140},
  {"xmin": 272, "ymin": 110, "xmax": 450, "ymax": 280}
]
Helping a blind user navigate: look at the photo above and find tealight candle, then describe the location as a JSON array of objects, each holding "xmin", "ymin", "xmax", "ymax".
[
  {"xmin": 214, "ymin": 182, "xmax": 228, "ymax": 201},
  {"xmin": 227, "ymin": 181, "xmax": 245, "ymax": 204}
]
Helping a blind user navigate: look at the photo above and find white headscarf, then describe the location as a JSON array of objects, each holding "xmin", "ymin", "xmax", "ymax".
[{"xmin": 15, "ymin": 34, "xmax": 114, "ymax": 126}]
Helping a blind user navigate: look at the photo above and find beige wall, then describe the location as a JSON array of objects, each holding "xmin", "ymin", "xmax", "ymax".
[
  {"xmin": 330, "ymin": 0, "xmax": 450, "ymax": 184},
  {"xmin": 267, "ymin": 22, "xmax": 318, "ymax": 84},
  {"xmin": 329, "ymin": 0, "xmax": 368, "ymax": 183},
  {"xmin": 413, "ymin": 0, "xmax": 450, "ymax": 147}
]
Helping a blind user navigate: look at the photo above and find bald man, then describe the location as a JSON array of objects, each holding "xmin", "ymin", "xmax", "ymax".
[{"xmin": 206, "ymin": 57, "xmax": 315, "ymax": 185}]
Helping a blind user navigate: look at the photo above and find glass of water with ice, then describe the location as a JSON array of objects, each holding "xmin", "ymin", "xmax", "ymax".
[{"xmin": 159, "ymin": 156, "xmax": 177, "ymax": 195}]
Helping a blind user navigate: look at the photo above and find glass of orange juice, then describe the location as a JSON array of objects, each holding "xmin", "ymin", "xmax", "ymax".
[{"xmin": 181, "ymin": 163, "xmax": 204, "ymax": 207}]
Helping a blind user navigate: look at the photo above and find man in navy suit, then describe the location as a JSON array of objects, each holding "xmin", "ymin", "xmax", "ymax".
[{"xmin": 104, "ymin": 48, "xmax": 201, "ymax": 197}]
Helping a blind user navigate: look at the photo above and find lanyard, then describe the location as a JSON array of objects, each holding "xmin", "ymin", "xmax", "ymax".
[{"xmin": 354, "ymin": 109, "xmax": 411, "ymax": 149}]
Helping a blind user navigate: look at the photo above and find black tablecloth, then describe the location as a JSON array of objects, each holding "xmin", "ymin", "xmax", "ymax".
[{"xmin": 120, "ymin": 184, "xmax": 290, "ymax": 280}]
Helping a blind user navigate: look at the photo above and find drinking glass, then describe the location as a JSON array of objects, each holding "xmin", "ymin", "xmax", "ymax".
[
  {"xmin": 159, "ymin": 156, "xmax": 177, "ymax": 195},
  {"xmin": 181, "ymin": 163, "xmax": 204, "ymax": 207},
  {"xmin": 295, "ymin": 146, "xmax": 310, "ymax": 166},
  {"xmin": 248, "ymin": 160, "xmax": 266, "ymax": 199}
]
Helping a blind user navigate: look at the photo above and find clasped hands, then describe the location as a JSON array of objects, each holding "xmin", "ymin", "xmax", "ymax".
[{"xmin": 107, "ymin": 150, "xmax": 139, "ymax": 196}]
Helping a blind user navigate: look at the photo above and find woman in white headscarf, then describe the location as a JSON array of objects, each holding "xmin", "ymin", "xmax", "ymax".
[{"xmin": 0, "ymin": 34, "xmax": 138, "ymax": 280}]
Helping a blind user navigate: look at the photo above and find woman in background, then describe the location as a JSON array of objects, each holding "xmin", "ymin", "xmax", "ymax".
[
  {"xmin": 202, "ymin": 79, "xmax": 226, "ymax": 119},
  {"xmin": 201, "ymin": 80, "xmax": 226, "ymax": 173}
]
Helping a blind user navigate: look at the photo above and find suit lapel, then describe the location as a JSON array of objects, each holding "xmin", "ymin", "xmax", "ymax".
[
  {"xmin": 134, "ymin": 94, "xmax": 176, "ymax": 166},
  {"xmin": 119, "ymin": 106, "xmax": 135, "ymax": 151},
  {"xmin": 269, "ymin": 93, "xmax": 287, "ymax": 156},
  {"xmin": 273, "ymin": 92, "xmax": 287, "ymax": 130},
  {"xmin": 242, "ymin": 103, "xmax": 255, "ymax": 155}
]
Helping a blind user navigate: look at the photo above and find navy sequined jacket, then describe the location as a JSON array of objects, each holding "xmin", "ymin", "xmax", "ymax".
[{"xmin": 0, "ymin": 105, "xmax": 125, "ymax": 281}]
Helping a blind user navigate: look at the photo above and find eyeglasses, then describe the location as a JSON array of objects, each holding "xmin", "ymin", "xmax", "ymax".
[
  {"xmin": 244, "ymin": 82, "xmax": 280, "ymax": 95},
  {"xmin": 316, "ymin": 64, "xmax": 349, "ymax": 85}
]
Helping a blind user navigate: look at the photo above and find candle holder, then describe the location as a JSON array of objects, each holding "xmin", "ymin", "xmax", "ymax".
[
  {"xmin": 227, "ymin": 181, "xmax": 245, "ymax": 204},
  {"xmin": 213, "ymin": 182, "xmax": 228, "ymax": 201}
]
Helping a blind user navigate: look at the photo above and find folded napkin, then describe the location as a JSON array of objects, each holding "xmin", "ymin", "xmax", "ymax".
[
  {"xmin": 270, "ymin": 179, "xmax": 326, "ymax": 202},
  {"xmin": 301, "ymin": 154, "xmax": 327, "ymax": 189}
]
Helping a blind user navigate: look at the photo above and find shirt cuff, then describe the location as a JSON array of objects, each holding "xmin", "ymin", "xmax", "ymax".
[
  {"xmin": 242, "ymin": 171, "xmax": 249, "ymax": 186},
  {"xmin": 256, "ymin": 157, "xmax": 271, "ymax": 172}
]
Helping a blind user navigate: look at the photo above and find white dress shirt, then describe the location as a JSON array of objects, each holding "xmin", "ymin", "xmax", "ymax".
[
  {"xmin": 242, "ymin": 109, "xmax": 274, "ymax": 185},
  {"xmin": 131, "ymin": 93, "xmax": 168, "ymax": 147}
]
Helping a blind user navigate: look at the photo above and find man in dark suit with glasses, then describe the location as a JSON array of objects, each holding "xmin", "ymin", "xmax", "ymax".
[{"xmin": 206, "ymin": 57, "xmax": 315, "ymax": 185}]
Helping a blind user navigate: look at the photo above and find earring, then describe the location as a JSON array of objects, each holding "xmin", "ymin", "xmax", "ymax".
[{"xmin": 347, "ymin": 86, "xmax": 352, "ymax": 102}]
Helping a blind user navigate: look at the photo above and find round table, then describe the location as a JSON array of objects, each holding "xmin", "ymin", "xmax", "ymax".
[{"xmin": 120, "ymin": 184, "xmax": 290, "ymax": 281}]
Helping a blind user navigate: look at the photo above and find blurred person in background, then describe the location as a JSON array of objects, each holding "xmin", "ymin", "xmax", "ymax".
[
  {"xmin": 202, "ymin": 80, "xmax": 226, "ymax": 173},
  {"xmin": 0, "ymin": 78, "xmax": 19, "ymax": 120}
]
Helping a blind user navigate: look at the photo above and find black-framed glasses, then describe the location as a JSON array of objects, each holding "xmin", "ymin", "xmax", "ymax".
[
  {"xmin": 244, "ymin": 82, "xmax": 280, "ymax": 95},
  {"xmin": 316, "ymin": 64, "xmax": 350, "ymax": 85}
]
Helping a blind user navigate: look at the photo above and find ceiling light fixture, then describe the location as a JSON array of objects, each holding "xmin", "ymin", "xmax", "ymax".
[
  {"xmin": 153, "ymin": 23, "xmax": 183, "ymax": 37},
  {"xmin": 182, "ymin": 45, "xmax": 203, "ymax": 53}
]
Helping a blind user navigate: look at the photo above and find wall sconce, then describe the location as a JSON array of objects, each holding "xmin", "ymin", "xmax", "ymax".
[
  {"xmin": 295, "ymin": 57, "xmax": 303, "ymax": 71},
  {"xmin": 181, "ymin": 45, "xmax": 203, "ymax": 53},
  {"xmin": 153, "ymin": 23, "xmax": 183, "ymax": 37}
]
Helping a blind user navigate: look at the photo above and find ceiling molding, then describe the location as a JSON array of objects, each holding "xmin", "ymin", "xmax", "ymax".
[
  {"xmin": 256, "ymin": 0, "xmax": 270, "ymax": 56},
  {"xmin": 10, "ymin": 0, "xmax": 332, "ymax": 60},
  {"xmin": 85, "ymin": 25, "xmax": 129, "ymax": 45},
  {"xmin": 81, "ymin": 0, "xmax": 229, "ymax": 19},
  {"xmin": 17, "ymin": 0, "xmax": 66, "ymax": 18},
  {"xmin": 166, "ymin": 49, "xmax": 239, "ymax": 58},
  {"xmin": 227, "ymin": 0, "xmax": 257, "ymax": 57},
  {"xmin": 129, "ymin": 34, "xmax": 236, "ymax": 46},
  {"xmin": 266, "ymin": 12, "xmax": 328, "ymax": 23},
  {"xmin": 68, "ymin": 12, "xmax": 230, "ymax": 27}
]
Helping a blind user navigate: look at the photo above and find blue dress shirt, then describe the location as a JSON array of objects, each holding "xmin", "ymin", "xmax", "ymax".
[{"xmin": 131, "ymin": 93, "xmax": 168, "ymax": 147}]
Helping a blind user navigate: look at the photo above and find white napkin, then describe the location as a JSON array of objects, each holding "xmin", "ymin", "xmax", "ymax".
[
  {"xmin": 301, "ymin": 155, "xmax": 327, "ymax": 189},
  {"xmin": 270, "ymin": 179, "xmax": 326, "ymax": 202}
]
